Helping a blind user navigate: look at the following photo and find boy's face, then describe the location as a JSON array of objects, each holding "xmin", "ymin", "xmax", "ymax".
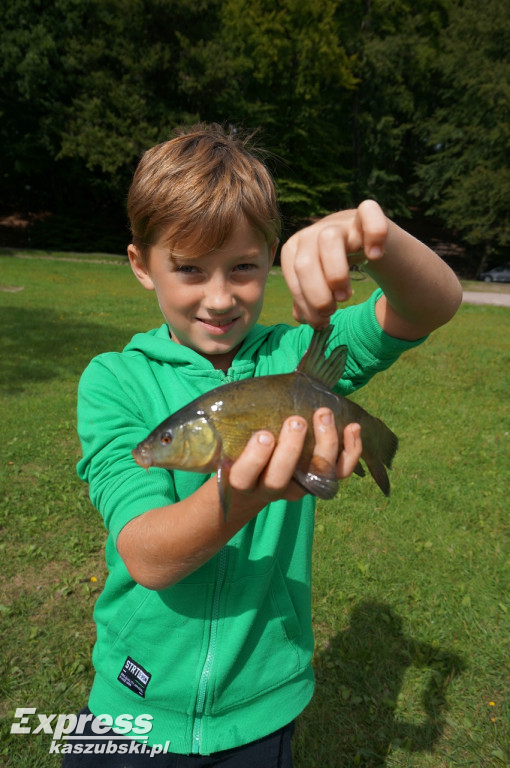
[{"xmin": 129, "ymin": 218, "xmax": 277, "ymax": 370}]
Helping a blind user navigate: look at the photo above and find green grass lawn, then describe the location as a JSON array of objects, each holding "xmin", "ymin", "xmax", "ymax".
[{"xmin": 0, "ymin": 252, "xmax": 509, "ymax": 767}]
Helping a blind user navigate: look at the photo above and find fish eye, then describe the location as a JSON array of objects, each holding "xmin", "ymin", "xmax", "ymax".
[{"xmin": 160, "ymin": 432, "xmax": 172, "ymax": 445}]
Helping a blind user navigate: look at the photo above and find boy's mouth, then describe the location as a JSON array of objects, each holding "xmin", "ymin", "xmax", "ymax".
[{"xmin": 196, "ymin": 316, "xmax": 239, "ymax": 333}]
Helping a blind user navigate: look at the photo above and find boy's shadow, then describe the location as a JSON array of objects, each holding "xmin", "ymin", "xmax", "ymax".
[{"xmin": 294, "ymin": 600, "xmax": 464, "ymax": 767}]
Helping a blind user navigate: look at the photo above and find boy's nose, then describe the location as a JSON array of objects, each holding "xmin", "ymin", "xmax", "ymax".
[{"xmin": 205, "ymin": 277, "xmax": 235, "ymax": 311}]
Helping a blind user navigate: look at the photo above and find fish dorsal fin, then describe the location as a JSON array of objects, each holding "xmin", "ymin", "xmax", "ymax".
[{"xmin": 297, "ymin": 325, "xmax": 347, "ymax": 389}]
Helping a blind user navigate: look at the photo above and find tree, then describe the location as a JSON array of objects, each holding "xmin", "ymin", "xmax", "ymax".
[
  {"xmin": 2, "ymin": 0, "xmax": 508, "ymax": 259},
  {"xmin": 347, "ymin": 0, "xmax": 452, "ymax": 217},
  {"xmin": 0, "ymin": 0, "xmax": 220, "ymax": 234},
  {"xmin": 177, "ymin": 0, "xmax": 360, "ymax": 221},
  {"xmin": 413, "ymin": 0, "xmax": 510, "ymax": 272}
]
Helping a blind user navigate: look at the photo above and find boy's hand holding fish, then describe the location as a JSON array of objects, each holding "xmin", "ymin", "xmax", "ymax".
[{"xmin": 223, "ymin": 411, "xmax": 362, "ymax": 510}]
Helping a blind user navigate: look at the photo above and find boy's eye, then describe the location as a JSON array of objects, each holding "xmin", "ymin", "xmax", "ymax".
[
  {"xmin": 175, "ymin": 264, "xmax": 199, "ymax": 274},
  {"xmin": 234, "ymin": 263, "xmax": 257, "ymax": 272}
]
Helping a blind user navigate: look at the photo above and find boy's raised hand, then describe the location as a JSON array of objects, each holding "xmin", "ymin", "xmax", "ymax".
[{"xmin": 281, "ymin": 200, "xmax": 388, "ymax": 328}]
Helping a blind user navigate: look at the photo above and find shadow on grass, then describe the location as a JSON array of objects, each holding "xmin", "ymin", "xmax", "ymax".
[
  {"xmin": 296, "ymin": 600, "xmax": 465, "ymax": 767},
  {"xmin": 0, "ymin": 306, "xmax": 136, "ymax": 394}
]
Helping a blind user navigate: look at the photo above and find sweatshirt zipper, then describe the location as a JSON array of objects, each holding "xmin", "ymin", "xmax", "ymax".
[{"xmin": 191, "ymin": 546, "xmax": 228, "ymax": 754}]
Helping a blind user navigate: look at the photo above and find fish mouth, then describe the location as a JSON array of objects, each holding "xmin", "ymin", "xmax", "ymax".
[{"xmin": 132, "ymin": 445, "xmax": 153, "ymax": 470}]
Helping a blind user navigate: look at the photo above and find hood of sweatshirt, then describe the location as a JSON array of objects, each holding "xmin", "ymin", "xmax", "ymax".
[{"xmin": 122, "ymin": 321, "xmax": 302, "ymax": 380}]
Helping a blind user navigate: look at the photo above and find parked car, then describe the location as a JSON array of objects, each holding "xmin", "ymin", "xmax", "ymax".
[{"xmin": 478, "ymin": 263, "xmax": 510, "ymax": 282}]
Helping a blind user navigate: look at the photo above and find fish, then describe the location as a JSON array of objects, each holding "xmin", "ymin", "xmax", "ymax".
[{"xmin": 132, "ymin": 325, "xmax": 398, "ymax": 517}]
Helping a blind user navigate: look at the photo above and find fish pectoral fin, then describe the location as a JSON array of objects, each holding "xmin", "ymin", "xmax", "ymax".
[
  {"xmin": 353, "ymin": 460, "xmax": 365, "ymax": 478},
  {"xmin": 217, "ymin": 457, "xmax": 234, "ymax": 521},
  {"xmin": 294, "ymin": 456, "xmax": 338, "ymax": 500}
]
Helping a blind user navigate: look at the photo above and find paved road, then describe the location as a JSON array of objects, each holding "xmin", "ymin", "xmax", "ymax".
[{"xmin": 462, "ymin": 291, "xmax": 510, "ymax": 307}]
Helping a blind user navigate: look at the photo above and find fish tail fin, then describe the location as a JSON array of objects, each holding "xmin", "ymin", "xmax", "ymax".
[
  {"xmin": 297, "ymin": 325, "xmax": 347, "ymax": 389},
  {"xmin": 362, "ymin": 419, "xmax": 399, "ymax": 496}
]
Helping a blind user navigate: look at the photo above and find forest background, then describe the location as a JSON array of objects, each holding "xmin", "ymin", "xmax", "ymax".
[{"xmin": 1, "ymin": 0, "xmax": 509, "ymax": 275}]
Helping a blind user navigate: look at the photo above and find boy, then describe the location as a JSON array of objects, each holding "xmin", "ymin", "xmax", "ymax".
[{"xmin": 65, "ymin": 124, "xmax": 462, "ymax": 766}]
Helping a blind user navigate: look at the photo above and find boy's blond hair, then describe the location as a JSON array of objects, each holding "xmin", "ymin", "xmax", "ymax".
[{"xmin": 127, "ymin": 123, "xmax": 281, "ymax": 264}]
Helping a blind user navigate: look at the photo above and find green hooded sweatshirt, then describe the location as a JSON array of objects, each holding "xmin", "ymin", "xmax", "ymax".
[{"xmin": 76, "ymin": 289, "xmax": 423, "ymax": 755}]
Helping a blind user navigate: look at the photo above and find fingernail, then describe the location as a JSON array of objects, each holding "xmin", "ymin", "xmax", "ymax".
[
  {"xmin": 257, "ymin": 432, "xmax": 273, "ymax": 445},
  {"xmin": 290, "ymin": 419, "xmax": 305, "ymax": 432},
  {"xmin": 334, "ymin": 290, "xmax": 347, "ymax": 302},
  {"xmin": 368, "ymin": 246, "xmax": 382, "ymax": 259},
  {"xmin": 319, "ymin": 411, "xmax": 333, "ymax": 428}
]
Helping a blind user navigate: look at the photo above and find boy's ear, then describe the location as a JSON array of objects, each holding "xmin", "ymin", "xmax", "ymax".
[
  {"xmin": 128, "ymin": 244, "xmax": 155, "ymax": 291},
  {"xmin": 269, "ymin": 238, "xmax": 279, "ymax": 267}
]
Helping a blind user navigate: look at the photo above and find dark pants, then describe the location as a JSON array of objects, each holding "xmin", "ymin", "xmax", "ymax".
[{"xmin": 61, "ymin": 708, "xmax": 294, "ymax": 768}]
